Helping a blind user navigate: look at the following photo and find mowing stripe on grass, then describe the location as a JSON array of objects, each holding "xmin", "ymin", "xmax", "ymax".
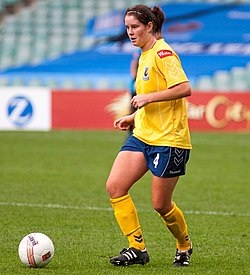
[{"xmin": 1, "ymin": 201, "xmax": 250, "ymax": 217}]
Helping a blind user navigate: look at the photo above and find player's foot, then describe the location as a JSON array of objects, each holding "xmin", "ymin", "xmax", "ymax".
[
  {"xmin": 110, "ymin": 247, "xmax": 149, "ymax": 266},
  {"xmin": 173, "ymin": 243, "xmax": 192, "ymax": 267}
]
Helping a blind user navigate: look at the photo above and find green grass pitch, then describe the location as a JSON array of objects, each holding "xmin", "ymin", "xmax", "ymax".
[{"xmin": 0, "ymin": 130, "xmax": 249, "ymax": 275}]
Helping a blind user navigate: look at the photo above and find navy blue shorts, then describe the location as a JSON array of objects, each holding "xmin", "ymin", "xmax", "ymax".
[{"xmin": 120, "ymin": 136, "xmax": 190, "ymax": 178}]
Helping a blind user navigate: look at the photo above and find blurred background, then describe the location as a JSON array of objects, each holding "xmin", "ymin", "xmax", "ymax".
[
  {"xmin": 0, "ymin": 0, "xmax": 249, "ymax": 91},
  {"xmin": 0, "ymin": 0, "xmax": 250, "ymax": 132}
]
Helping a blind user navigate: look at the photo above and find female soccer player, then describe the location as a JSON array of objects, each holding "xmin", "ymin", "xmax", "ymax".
[{"xmin": 106, "ymin": 4, "xmax": 192, "ymax": 267}]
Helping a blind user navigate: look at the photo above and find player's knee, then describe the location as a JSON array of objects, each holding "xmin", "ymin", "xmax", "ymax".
[
  {"xmin": 106, "ymin": 179, "xmax": 114, "ymax": 196},
  {"xmin": 152, "ymin": 200, "xmax": 173, "ymax": 216},
  {"xmin": 153, "ymin": 205, "xmax": 166, "ymax": 216},
  {"xmin": 106, "ymin": 179, "xmax": 124, "ymax": 198}
]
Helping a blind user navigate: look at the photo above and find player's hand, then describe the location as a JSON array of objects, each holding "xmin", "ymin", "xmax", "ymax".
[
  {"xmin": 131, "ymin": 94, "xmax": 150, "ymax": 108},
  {"xmin": 114, "ymin": 116, "xmax": 133, "ymax": 131}
]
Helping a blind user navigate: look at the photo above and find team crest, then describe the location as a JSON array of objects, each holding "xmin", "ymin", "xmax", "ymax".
[{"xmin": 143, "ymin": 66, "xmax": 149, "ymax": 80}]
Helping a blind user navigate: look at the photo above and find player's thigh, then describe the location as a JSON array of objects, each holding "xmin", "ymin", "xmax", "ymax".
[
  {"xmin": 106, "ymin": 150, "xmax": 148, "ymax": 198},
  {"xmin": 151, "ymin": 175, "xmax": 179, "ymax": 215}
]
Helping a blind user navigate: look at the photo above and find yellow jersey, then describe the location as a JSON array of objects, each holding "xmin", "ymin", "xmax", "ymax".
[{"xmin": 133, "ymin": 39, "xmax": 192, "ymax": 149}]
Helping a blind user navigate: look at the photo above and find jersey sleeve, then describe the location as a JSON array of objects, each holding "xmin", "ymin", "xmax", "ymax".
[{"xmin": 155, "ymin": 49, "xmax": 189, "ymax": 89}]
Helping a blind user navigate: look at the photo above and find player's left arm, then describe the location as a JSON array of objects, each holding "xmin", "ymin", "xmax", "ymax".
[
  {"xmin": 131, "ymin": 81, "xmax": 191, "ymax": 109},
  {"xmin": 131, "ymin": 51, "xmax": 191, "ymax": 109}
]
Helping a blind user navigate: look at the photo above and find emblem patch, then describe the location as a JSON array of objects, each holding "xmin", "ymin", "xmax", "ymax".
[
  {"xmin": 157, "ymin": 50, "xmax": 173, "ymax": 59},
  {"xmin": 143, "ymin": 66, "xmax": 149, "ymax": 80}
]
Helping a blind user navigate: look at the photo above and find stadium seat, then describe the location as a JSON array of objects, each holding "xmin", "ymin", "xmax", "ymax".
[
  {"xmin": 213, "ymin": 70, "xmax": 232, "ymax": 91},
  {"xmin": 28, "ymin": 78, "xmax": 42, "ymax": 86},
  {"xmin": 230, "ymin": 67, "xmax": 249, "ymax": 90},
  {"xmin": 0, "ymin": 0, "xmax": 250, "ymax": 90},
  {"xmin": 0, "ymin": 76, "xmax": 9, "ymax": 85},
  {"xmin": 194, "ymin": 75, "xmax": 214, "ymax": 91}
]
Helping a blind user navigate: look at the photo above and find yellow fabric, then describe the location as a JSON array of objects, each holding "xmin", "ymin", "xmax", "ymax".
[
  {"xmin": 161, "ymin": 202, "xmax": 191, "ymax": 251},
  {"xmin": 110, "ymin": 194, "xmax": 145, "ymax": 250},
  {"xmin": 127, "ymin": 228, "xmax": 145, "ymax": 250},
  {"xmin": 133, "ymin": 39, "xmax": 192, "ymax": 149}
]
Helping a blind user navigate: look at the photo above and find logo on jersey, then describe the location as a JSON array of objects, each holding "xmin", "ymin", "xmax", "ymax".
[
  {"xmin": 7, "ymin": 96, "xmax": 33, "ymax": 127},
  {"xmin": 143, "ymin": 66, "xmax": 149, "ymax": 80},
  {"xmin": 157, "ymin": 50, "xmax": 173, "ymax": 59}
]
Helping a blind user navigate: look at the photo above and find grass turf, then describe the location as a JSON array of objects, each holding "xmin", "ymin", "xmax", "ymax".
[{"xmin": 0, "ymin": 130, "xmax": 249, "ymax": 274}]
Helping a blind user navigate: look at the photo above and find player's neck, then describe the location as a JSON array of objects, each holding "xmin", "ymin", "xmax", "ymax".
[{"xmin": 141, "ymin": 37, "xmax": 157, "ymax": 52}]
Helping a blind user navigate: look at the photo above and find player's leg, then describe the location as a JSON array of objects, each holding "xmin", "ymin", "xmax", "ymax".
[
  {"xmin": 106, "ymin": 150, "xmax": 149, "ymax": 265},
  {"xmin": 106, "ymin": 150, "xmax": 148, "ymax": 198},
  {"xmin": 152, "ymin": 175, "xmax": 192, "ymax": 266},
  {"xmin": 152, "ymin": 175, "xmax": 191, "ymax": 249}
]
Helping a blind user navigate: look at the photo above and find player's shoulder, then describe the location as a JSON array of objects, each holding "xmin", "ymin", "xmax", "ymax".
[{"xmin": 154, "ymin": 39, "xmax": 176, "ymax": 60}]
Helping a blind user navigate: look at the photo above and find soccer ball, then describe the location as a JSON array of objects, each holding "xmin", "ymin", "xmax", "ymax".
[{"xmin": 18, "ymin": 232, "xmax": 54, "ymax": 268}]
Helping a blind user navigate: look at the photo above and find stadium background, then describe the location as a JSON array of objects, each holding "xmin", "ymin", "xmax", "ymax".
[
  {"xmin": 0, "ymin": 0, "xmax": 250, "ymax": 132},
  {"xmin": 0, "ymin": 2, "xmax": 249, "ymax": 274}
]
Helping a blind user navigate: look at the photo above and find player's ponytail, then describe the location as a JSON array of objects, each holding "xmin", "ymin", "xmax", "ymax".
[{"xmin": 151, "ymin": 6, "xmax": 165, "ymax": 34}]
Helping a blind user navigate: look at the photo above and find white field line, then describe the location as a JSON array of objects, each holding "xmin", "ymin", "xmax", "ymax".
[{"xmin": 1, "ymin": 201, "xmax": 250, "ymax": 217}]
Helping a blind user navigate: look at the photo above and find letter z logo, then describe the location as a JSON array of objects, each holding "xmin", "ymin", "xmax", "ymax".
[{"xmin": 7, "ymin": 96, "xmax": 33, "ymax": 127}]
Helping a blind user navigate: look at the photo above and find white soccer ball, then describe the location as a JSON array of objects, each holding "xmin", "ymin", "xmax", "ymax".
[{"xmin": 18, "ymin": 232, "xmax": 54, "ymax": 268}]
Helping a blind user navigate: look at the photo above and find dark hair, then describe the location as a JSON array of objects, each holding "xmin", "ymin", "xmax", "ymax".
[{"xmin": 124, "ymin": 4, "xmax": 165, "ymax": 34}]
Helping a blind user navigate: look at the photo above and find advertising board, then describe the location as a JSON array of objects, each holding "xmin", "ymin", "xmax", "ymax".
[
  {"xmin": 0, "ymin": 87, "xmax": 51, "ymax": 131},
  {"xmin": 52, "ymin": 90, "xmax": 250, "ymax": 132}
]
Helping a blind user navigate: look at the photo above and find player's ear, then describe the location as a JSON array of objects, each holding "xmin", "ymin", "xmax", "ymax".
[{"xmin": 147, "ymin": 21, "xmax": 154, "ymax": 33}]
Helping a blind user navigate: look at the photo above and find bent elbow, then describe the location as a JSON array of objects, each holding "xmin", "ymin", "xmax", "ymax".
[
  {"xmin": 186, "ymin": 87, "xmax": 192, "ymax": 97},
  {"xmin": 184, "ymin": 82, "xmax": 192, "ymax": 97}
]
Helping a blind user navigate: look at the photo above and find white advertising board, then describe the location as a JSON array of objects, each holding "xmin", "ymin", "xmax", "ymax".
[{"xmin": 0, "ymin": 87, "xmax": 51, "ymax": 131}]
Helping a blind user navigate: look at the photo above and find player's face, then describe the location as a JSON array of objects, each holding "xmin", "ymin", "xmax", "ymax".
[{"xmin": 125, "ymin": 15, "xmax": 152, "ymax": 49}]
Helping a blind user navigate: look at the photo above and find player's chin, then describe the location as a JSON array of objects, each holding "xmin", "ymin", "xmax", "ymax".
[{"xmin": 130, "ymin": 39, "xmax": 138, "ymax": 46}]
